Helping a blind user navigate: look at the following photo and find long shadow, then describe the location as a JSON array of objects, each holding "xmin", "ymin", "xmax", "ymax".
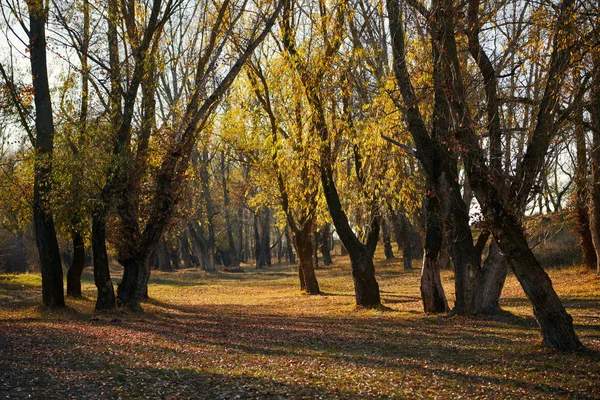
[{"xmin": 4, "ymin": 304, "xmax": 598, "ymax": 399}]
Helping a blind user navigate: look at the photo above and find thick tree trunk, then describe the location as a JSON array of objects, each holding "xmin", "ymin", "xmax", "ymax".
[
  {"xmin": 293, "ymin": 223, "xmax": 320, "ymax": 294},
  {"xmin": 471, "ymin": 241, "xmax": 508, "ymax": 315},
  {"xmin": 92, "ymin": 212, "xmax": 115, "ymax": 310},
  {"xmin": 421, "ymin": 194, "xmax": 449, "ymax": 313},
  {"xmin": 381, "ymin": 216, "xmax": 395, "ymax": 260},
  {"xmin": 349, "ymin": 248, "xmax": 381, "ymax": 307},
  {"xmin": 66, "ymin": 231, "xmax": 86, "ymax": 297},
  {"xmin": 117, "ymin": 252, "xmax": 153, "ymax": 310},
  {"xmin": 492, "ymin": 216, "xmax": 582, "ymax": 349},
  {"xmin": 28, "ymin": 2, "xmax": 64, "ymax": 308}
]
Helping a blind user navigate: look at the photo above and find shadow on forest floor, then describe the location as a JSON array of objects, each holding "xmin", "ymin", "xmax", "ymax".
[{"xmin": 1, "ymin": 260, "xmax": 599, "ymax": 399}]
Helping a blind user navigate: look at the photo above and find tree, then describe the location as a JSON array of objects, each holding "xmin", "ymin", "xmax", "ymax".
[{"xmin": 26, "ymin": 0, "xmax": 65, "ymax": 308}]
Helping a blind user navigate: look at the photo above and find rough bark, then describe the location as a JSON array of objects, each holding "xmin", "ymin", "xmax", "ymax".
[
  {"xmin": 470, "ymin": 241, "xmax": 508, "ymax": 314},
  {"xmin": 421, "ymin": 193, "xmax": 449, "ymax": 313},
  {"xmin": 434, "ymin": 0, "xmax": 582, "ymax": 350},
  {"xmin": 28, "ymin": 2, "xmax": 64, "ymax": 308},
  {"xmin": 292, "ymin": 223, "xmax": 320, "ymax": 294},
  {"xmin": 66, "ymin": 231, "xmax": 86, "ymax": 297}
]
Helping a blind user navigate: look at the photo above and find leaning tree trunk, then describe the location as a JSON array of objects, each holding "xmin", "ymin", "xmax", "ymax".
[
  {"xmin": 28, "ymin": 1, "xmax": 64, "ymax": 308},
  {"xmin": 92, "ymin": 211, "xmax": 115, "ymax": 310},
  {"xmin": 492, "ymin": 215, "xmax": 582, "ymax": 349},
  {"xmin": 66, "ymin": 231, "xmax": 86, "ymax": 297}
]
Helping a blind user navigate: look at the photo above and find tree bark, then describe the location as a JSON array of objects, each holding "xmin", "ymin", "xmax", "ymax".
[
  {"xmin": 318, "ymin": 223, "xmax": 334, "ymax": 265},
  {"xmin": 292, "ymin": 222, "xmax": 320, "ymax": 294},
  {"xmin": 381, "ymin": 216, "xmax": 395, "ymax": 260},
  {"xmin": 255, "ymin": 206, "xmax": 271, "ymax": 269},
  {"xmin": 285, "ymin": 226, "xmax": 295, "ymax": 265},
  {"xmin": 421, "ymin": 193, "xmax": 449, "ymax": 313},
  {"xmin": 92, "ymin": 211, "xmax": 115, "ymax": 310},
  {"xmin": 590, "ymin": 48, "xmax": 600, "ymax": 275},
  {"xmin": 470, "ymin": 241, "xmax": 508, "ymax": 314},
  {"xmin": 28, "ymin": 2, "xmax": 64, "ymax": 308},
  {"xmin": 433, "ymin": 0, "xmax": 582, "ymax": 350},
  {"xmin": 66, "ymin": 231, "xmax": 86, "ymax": 297},
  {"xmin": 574, "ymin": 117, "xmax": 597, "ymax": 270}
]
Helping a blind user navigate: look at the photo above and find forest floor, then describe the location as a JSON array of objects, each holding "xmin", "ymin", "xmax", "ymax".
[{"xmin": 1, "ymin": 254, "xmax": 600, "ymax": 399}]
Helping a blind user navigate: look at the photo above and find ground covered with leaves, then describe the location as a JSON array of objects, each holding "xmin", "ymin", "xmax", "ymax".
[{"xmin": 1, "ymin": 255, "xmax": 599, "ymax": 399}]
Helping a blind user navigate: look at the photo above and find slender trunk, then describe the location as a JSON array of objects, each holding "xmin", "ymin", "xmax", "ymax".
[
  {"xmin": 255, "ymin": 206, "xmax": 271, "ymax": 268},
  {"xmin": 590, "ymin": 50, "xmax": 600, "ymax": 275},
  {"xmin": 92, "ymin": 211, "xmax": 115, "ymax": 310},
  {"xmin": 28, "ymin": 2, "xmax": 64, "ymax": 308},
  {"xmin": 574, "ymin": 118, "xmax": 596, "ymax": 270},
  {"xmin": 66, "ymin": 231, "xmax": 86, "ymax": 297},
  {"xmin": 381, "ymin": 216, "xmax": 395, "ymax": 260},
  {"xmin": 221, "ymin": 153, "xmax": 239, "ymax": 267},
  {"xmin": 285, "ymin": 226, "xmax": 295, "ymax": 265}
]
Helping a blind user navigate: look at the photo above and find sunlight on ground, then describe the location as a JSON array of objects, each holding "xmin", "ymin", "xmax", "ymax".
[{"xmin": 1, "ymin": 254, "xmax": 599, "ymax": 399}]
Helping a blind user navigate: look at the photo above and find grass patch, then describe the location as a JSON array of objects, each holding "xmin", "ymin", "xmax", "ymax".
[{"xmin": 1, "ymin": 254, "xmax": 599, "ymax": 399}]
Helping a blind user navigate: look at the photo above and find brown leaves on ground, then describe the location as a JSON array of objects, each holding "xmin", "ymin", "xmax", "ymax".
[{"xmin": 0, "ymin": 258, "xmax": 599, "ymax": 399}]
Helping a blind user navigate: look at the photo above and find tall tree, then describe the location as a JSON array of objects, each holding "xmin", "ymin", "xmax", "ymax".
[{"xmin": 27, "ymin": 0, "xmax": 65, "ymax": 308}]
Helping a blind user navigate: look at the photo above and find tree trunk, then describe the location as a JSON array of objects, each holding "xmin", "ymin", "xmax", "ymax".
[
  {"xmin": 293, "ymin": 223, "xmax": 320, "ymax": 294},
  {"xmin": 66, "ymin": 230, "xmax": 86, "ymax": 297},
  {"xmin": 28, "ymin": 2, "xmax": 64, "ymax": 308},
  {"xmin": 381, "ymin": 216, "xmax": 395, "ymax": 260},
  {"xmin": 221, "ymin": 153, "xmax": 239, "ymax": 268},
  {"xmin": 189, "ymin": 223, "xmax": 215, "ymax": 271},
  {"xmin": 420, "ymin": 194, "xmax": 449, "ymax": 313},
  {"xmin": 157, "ymin": 239, "xmax": 173, "ymax": 271},
  {"xmin": 92, "ymin": 211, "xmax": 115, "ymax": 310},
  {"xmin": 574, "ymin": 119, "xmax": 596, "ymax": 270},
  {"xmin": 590, "ymin": 49, "xmax": 600, "ymax": 275},
  {"xmin": 318, "ymin": 223, "xmax": 333, "ymax": 265},
  {"xmin": 255, "ymin": 206, "xmax": 271, "ymax": 268},
  {"xmin": 471, "ymin": 241, "xmax": 508, "ymax": 314},
  {"xmin": 285, "ymin": 226, "xmax": 295, "ymax": 265},
  {"xmin": 117, "ymin": 251, "xmax": 153, "ymax": 310}
]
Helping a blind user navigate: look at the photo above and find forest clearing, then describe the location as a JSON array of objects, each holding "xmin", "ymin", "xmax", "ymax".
[
  {"xmin": 2, "ymin": 0, "xmax": 600, "ymax": 397},
  {"xmin": 1, "ymin": 251, "xmax": 599, "ymax": 399}
]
